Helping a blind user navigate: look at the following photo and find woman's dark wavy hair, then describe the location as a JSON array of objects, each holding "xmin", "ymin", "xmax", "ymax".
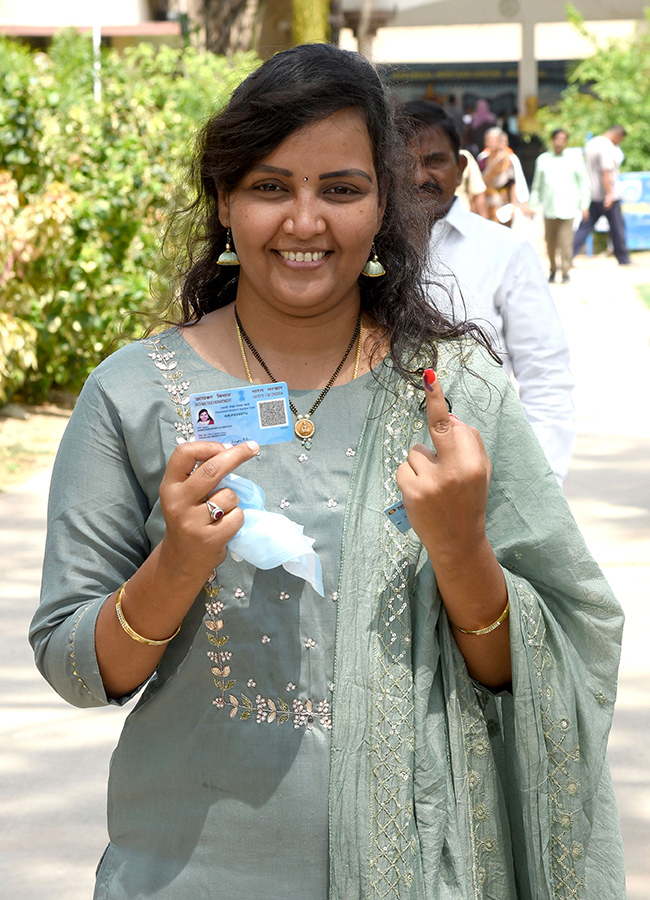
[{"xmin": 162, "ymin": 42, "xmax": 498, "ymax": 382}]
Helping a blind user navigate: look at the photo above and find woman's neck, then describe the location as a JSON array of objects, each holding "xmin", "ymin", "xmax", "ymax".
[
  {"xmin": 181, "ymin": 301, "xmax": 385, "ymax": 389},
  {"xmin": 234, "ymin": 300, "xmax": 365, "ymax": 389}
]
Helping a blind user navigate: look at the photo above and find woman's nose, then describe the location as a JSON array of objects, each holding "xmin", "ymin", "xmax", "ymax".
[{"xmin": 282, "ymin": 194, "xmax": 326, "ymax": 237}]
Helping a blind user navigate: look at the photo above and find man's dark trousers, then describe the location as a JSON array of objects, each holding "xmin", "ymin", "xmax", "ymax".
[{"xmin": 573, "ymin": 199, "xmax": 631, "ymax": 264}]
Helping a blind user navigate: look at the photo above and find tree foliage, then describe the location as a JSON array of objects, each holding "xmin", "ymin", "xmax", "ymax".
[
  {"xmin": 539, "ymin": 5, "xmax": 650, "ymax": 170},
  {"xmin": 292, "ymin": 0, "xmax": 330, "ymax": 45},
  {"xmin": 0, "ymin": 30, "xmax": 259, "ymax": 403}
]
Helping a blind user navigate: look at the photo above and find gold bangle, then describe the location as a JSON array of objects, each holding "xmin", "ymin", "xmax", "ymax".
[
  {"xmin": 114, "ymin": 583, "xmax": 182, "ymax": 646},
  {"xmin": 450, "ymin": 599, "xmax": 509, "ymax": 636}
]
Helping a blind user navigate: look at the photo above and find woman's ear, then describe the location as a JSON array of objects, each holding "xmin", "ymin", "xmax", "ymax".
[
  {"xmin": 217, "ymin": 189, "xmax": 230, "ymax": 227},
  {"xmin": 376, "ymin": 196, "xmax": 387, "ymax": 232}
]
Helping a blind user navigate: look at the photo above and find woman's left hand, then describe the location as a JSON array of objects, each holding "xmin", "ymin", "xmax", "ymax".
[
  {"xmin": 397, "ymin": 368, "xmax": 511, "ymax": 688},
  {"xmin": 396, "ymin": 368, "xmax": 491, "ymax": 564}
]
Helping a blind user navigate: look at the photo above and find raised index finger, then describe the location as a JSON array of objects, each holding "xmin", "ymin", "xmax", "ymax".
[{"xmin": 422, "ymin": 368, "xmax": 454, "ymax": 453}]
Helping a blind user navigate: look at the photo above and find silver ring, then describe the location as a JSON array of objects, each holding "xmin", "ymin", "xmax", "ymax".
[{"xmin": 206, "ymin": 500, "xmax": 225, "ymax": 522}]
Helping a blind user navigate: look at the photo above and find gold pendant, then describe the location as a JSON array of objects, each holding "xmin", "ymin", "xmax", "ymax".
[{"xmin": 295, "ymin": 416, "xmax": 315, "ymax": 441}]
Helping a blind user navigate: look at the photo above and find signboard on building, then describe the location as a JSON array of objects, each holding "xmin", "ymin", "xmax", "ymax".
[{"xmin": 621, "ymin": 172, "xmax": 650, "ymax": 250}]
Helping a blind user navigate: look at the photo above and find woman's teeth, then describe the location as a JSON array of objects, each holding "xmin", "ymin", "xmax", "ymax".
[{"xmin": 279, "ymin": 250, "xmax": 326, "ymax": 262}]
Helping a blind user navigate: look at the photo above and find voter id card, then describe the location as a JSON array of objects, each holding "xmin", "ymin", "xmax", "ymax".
[
  {"xmin": 190, "ymin": 382, "xmax": 293, "ymax": 446},
  {"xmin": 384, "ymin": 498, "xmax": 412, "ymax": 533}
]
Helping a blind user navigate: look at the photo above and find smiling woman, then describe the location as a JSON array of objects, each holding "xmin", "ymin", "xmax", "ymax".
[{"xmin": 30, "ymin": 43, "xmax": 625, "ymax": 900}]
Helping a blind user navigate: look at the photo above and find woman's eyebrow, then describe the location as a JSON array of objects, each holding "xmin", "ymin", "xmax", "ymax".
[
  {"xmin": 251, "ymin": 164, "xmax": 293, "ymax": 176},
  {"xmin": 319, "ymin": 169, "xmax": 372, "ymax": 182}
]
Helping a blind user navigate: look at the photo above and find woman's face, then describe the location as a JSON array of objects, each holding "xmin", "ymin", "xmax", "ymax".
[{"xmin": 218, "ymin": 109, "xmax": 384, "ymax": 319}]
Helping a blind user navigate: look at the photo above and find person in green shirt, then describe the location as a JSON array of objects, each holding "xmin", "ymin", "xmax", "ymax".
[{"xmin": 530, "ymin": 128, "xmax": 590, "ymax": 283}]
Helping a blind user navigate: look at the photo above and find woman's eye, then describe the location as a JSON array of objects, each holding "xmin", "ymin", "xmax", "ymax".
[
  {"xmin": 325, "ymin": 185, "xmax": 358, "ymax": 196},
  {"xmin": 255, "ymin": 182, "xmax": 283, "ymax": 192}
]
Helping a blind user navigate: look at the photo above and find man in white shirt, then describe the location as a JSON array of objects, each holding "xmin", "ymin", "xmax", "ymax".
[
  {"xmin": 573, "ymin": 125, "xmax": 631, "ymax": 265},
  {"xmin": 403, "ymin": 100, "xmax": 576, "ymax": 482}
]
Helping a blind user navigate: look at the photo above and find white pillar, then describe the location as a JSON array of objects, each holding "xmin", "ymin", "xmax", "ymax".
[{"xmin": 518, "ymin": 19, "xmax": 537, "ymax": 115}]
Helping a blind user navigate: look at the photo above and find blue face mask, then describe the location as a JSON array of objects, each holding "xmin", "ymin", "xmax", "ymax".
[{"xmin": 210, "ymin": 472, "xmax": 324, "ymax": 596}]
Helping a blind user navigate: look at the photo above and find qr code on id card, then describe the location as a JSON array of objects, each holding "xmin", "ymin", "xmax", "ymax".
[{"xmin": 257, "ymin": 398, "xmax": 289, "ymax": 429}]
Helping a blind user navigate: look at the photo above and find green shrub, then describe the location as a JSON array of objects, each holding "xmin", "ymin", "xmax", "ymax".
[
  {"xmin": 539, "ymin": 6, "xmax": 650, "ymax": 171},
  {"xmin": 0, "ymin": 31, "xmax": 259, "ymax": 404}
]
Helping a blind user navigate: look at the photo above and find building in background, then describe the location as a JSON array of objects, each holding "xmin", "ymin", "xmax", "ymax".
[
  {"xmin": 1, "ymin": 0, "xmax": 647, "ymax": 122},
  {"xmin": 340, "ymin": 0, "xmax": 646, "ymax": 119},
  {"xmin": 0, "ymin": 0, "xmax": 185, "ymax": 50}
]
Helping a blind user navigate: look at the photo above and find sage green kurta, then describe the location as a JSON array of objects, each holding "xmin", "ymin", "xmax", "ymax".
[{"xmin": 30, "ymin": 327, "xmax": 625, "ymax": 899}]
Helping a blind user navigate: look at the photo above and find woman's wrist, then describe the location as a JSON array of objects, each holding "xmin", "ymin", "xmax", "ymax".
[{"xmin": 430, "ymin": 536, "xmax": 508, "ymax": 632}]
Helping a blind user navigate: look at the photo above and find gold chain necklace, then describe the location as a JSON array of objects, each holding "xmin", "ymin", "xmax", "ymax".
[{"xmin": 233, "ymin": 306, "xmax": 363, "ymax": 450}]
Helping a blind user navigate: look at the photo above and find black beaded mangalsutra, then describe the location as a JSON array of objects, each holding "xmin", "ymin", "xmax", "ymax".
[{"xmin": 233, "ymin": 306, "xmax": 362, "ymax": 449}]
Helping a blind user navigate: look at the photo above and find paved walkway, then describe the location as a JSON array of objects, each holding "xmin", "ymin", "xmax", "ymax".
[{"xmin": 1, "ymin": 236, "xmax": 649, "ymax": 898}]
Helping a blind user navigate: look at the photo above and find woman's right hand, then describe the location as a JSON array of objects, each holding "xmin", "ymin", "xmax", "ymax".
[
  {"xmin": 96, "ymin": 439, "xmax": 259, "ymax": 699},
  {"xmin": 159, "ymin": 440, "xmax": 260, "ymax": 583}
]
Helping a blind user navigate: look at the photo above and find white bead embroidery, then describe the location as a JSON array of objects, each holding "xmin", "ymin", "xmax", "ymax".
[
  {"xmin": 279, "ymin": 499, "xmax": 290, "ymax": 509},
  {"xmin": 286, "ymin": 682, "xmax": 296, "ymax": 692},
  {"xmin": 279, "ymin": 591, "xmax": 290, "ymax": 600},
  {"xmin": 345, "ymin": 448, "xmax": 356, "ymax": 457},
  {"xmin": 261, "ymin": 634, "xmax": 271, "ymax": 644},
  {"xmin": 305, "ymin": 637, "xmax": 316, "ymax": 649},
  {"xmin": 234, "ymin": 588, "xmax": 245, "ymax": 599},
  {"xmin": 298, "ymin": 453, "xmax": 309, "ymax": 462},
  {"xmin": 247, "ymin": 679, "xmax": 256, "ymax": 688},
  {"xmin": 326, "ymin": 498, "xmax": 337, "ymax": 508}
]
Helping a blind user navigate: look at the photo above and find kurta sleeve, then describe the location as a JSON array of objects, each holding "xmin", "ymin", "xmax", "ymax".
[{"xmin": 29, "ymin": 366, "xmax": 153, "ymax": 708}]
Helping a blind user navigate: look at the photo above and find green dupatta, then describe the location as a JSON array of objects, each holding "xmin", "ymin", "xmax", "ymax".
[{"xmin": 328, "ymin": 343, "xmax": 625, "ymax": 900}]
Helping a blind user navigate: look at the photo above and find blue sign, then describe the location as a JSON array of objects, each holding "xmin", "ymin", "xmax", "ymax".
[{"xmin": 621, "ymin": 172, "xmax": 650, "ymax": 250}]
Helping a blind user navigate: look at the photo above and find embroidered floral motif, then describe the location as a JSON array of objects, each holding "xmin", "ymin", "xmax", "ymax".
[
  {"xmin": 298, "ymin": 453, "xmax": 309, "ymax": 462},
  {"xmin": 286, "ymin": 682, "xmax": 296, "ymax": 692},
  {"xmin": 279, "ymin": 499, "xmax": 290, "ymax": 509},
  {"xmin": 292, "ymin": 698, "xmax": 332, "ymax": 730},
  {"xmin": 222, "ymin": 692, "xmax": 332, "ymax": 730},
  {"xmin": 345, "ymin": 447, "xmax": 356, "ymax": 457},
  {"xmin": 204, "ymin": 585, "xmax": 237, "ymax": 702},
  {"xmin": 326, "ymin": 499, "xmax": 337, "ymax": 508},
  {"xmin": 145, "ymin": 338, "xmax": 194, "ymax": 443},
  {"xmin": 234, "ymin": 587, "xmax": 245, "ymax": 599},
  {"xmin": 261, "ymin": 634, "xmax": 271, "ymax": 644},
  {"xmin": 304, "ymin": 637, "xmax": 316, "ymax": 649},
  {"xmin": 279, "ymin": 591, "xmax": 290, "ymax": 600}
]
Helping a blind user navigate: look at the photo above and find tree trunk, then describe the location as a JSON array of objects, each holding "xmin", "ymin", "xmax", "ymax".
[
  {"xmin": 203, "ymin": 0, "xmax": 260, "ymax": 55},
  {"xmin": 292, "ymin": 0, "xmax": 330, "ymax": 46}
]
